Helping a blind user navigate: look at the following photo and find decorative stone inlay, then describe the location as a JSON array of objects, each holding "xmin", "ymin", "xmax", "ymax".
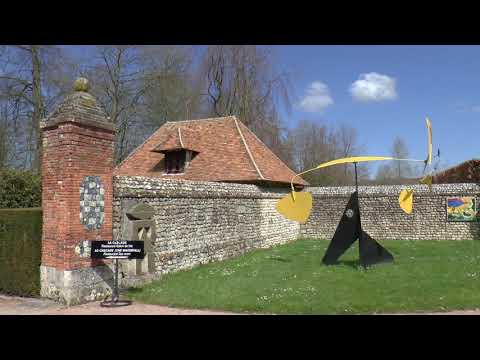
[
  {"xmin": 74, "ymin": 240, "xmax": 92, "ymax": 258},
  {"xmin": 80, "ymin": 176, "xmax": 105, "ymax": 230}
]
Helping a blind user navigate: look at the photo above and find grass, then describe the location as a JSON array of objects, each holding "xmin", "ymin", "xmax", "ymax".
[{"xmin": 125, "ymin": 238, "xmax": 480, "ymax": 314}]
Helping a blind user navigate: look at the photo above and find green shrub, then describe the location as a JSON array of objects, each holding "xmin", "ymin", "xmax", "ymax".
[
  {"xmin": 0, "ymin": 168, "xmax": 41, "ymax": 208},
  {"xmin": 0, "ymin": 208, "xmax": 42, "ymax": 297}
]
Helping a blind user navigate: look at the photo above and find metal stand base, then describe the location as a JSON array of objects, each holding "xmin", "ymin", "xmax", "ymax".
[
  {"xmin": 100, "ymin": 298, "xmax": 132, "ymax": 308},
  {"xmin": 100, "ymin": 258, "xmax": 133, "ymax": 308}
]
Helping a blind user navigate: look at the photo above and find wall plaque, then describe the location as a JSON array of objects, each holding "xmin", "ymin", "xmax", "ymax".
[{"xmin": 91, "ymin": 240, "xmax": 145, "ymax": 259}]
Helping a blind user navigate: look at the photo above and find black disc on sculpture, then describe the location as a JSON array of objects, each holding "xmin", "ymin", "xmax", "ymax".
[
  {"xmin": 322, "ymin": 191, "xmax": 361, "ymax": 265},
  {"xmin": 322, "ymin": 190, "xmax": 394, "ymax": 267}
]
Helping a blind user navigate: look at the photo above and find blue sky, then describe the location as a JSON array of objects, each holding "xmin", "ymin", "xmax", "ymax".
[
  {"xmin": 64, "ymin": 45, "xmax": 479, "ymax": 174},
  {"xmin": 275, "ymin": 45, "xmax": 480, "ymax": 173}
]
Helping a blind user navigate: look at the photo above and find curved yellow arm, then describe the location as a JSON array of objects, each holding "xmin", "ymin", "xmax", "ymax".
[
  {"xmin": 290, "ymin": 156, "xmax": 425, "ymax": 199},
  {"xmin": 290, "ymin": 117, "xmax": 434, "ymax": 199},
  {"xmin": 426, "ymin": 117, "xmax": 432, "ymax": 165},
  {"xmin": 278, "ymin": 118, "xmax": 434, "ymax": 223}
]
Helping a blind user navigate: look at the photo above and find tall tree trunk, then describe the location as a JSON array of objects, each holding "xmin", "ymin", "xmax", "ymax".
[{"xmin": 31, "ymin": 45, "xmax": 44, "ymax": 174}]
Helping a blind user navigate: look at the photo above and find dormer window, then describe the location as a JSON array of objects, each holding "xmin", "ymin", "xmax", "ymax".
[
  {"xmin": 165, "ymin": 150, "xmax": 186, "ymax": 174},
  {"xmin": 163, "ymin": 149, "xmax": 196, "ymax": 174},
  {"xmin": 150, "ymin": 129, "xmax": 199, "ymax": 175}
]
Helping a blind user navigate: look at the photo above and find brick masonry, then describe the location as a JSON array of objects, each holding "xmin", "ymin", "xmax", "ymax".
[{"xmin": 40, "ymin": 83, "xmax": 116, "ymax": 305}]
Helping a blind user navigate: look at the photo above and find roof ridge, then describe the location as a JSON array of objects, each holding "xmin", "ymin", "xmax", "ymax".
[
  {"xmin": 232, "ymin": 117, "xmax": 265, "ymax": 180},
  {"xmin": 115, "ymin": 122, "xmax": 174, "ymax": 170},
  {"xmin": 165, "ymin": 116, "xmax": 235, "ymax": 124},
  {"xmin": 236, "ymin": 120, "xmax": 301, "ymax": 180},
  {"xmin": 178, "ymin": 128, "xmax": 184, "ymax": 147}
]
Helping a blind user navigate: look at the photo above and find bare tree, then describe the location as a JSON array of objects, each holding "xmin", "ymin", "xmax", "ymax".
[
  {"xmin": 0, "ymin": 114, "xmax": 7, "ymax": 169},
  {"xmin": 289, "ymin": 120, "xmax": 368, "ymax": 186},
  {"xmin": 375, "ymin": 163, "xmax": 396, "ymax": 184},
  {"xmin": 80, "ymin": 45, "xmax": 197, "ymax": 163},
  {"xmin": 199, "ymin": 45, "xmax": 293, "ymax": 155},
  {"xmin": 390, "ymin": 136, "xmax": 412, "ymax": 179},
  {"xmin": 0, "ymin": 45, "xmax": 74, "ymax": 172},
  {"xmin": 79, "ymin": 46, "xmax": 145, "ymax": 162},
  {"xmin": 140, "ymin": 46, "xmax": 201, "ymax": 129},
  {"xmin": 334, "ymin": 124, "xmax": 370, "ymax": 184}
]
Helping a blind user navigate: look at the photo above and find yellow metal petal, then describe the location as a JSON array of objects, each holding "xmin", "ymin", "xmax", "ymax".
[
  {"xmin": 399, "ymin": 189, "xmax": 414, "ymax": 214},
  {"xmin": 276, "ymin": 191, "xmax": 313, "ymax": 224},
  {"xmin": 420, "ymin": 174, "xmax": 433, "ymax": 191}
]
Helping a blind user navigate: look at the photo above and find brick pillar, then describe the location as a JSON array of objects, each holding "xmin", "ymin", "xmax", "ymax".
[{"xmin": 40, "ymin": 78, "xmax": 116, "ymax": 305}]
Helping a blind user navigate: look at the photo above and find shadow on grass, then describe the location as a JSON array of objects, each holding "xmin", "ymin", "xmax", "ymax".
[
  {"xmin": 326, "ymin": 259, "xmax": 361, "ymax": 269},
  {"xmin": 268, "ymin": 257, "xmax": 292, "ymax": 263},
  {"xmin": 124, "ymin": 287, "xmax": 143, "ymax": 295}
]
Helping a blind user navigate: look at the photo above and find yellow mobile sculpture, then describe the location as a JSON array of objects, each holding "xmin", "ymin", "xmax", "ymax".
[{"xmin": 276, "ymin": 117, "xmax": 434, "ymax": 267}]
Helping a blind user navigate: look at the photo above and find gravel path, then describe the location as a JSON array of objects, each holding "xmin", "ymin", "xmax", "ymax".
[
  {"xmin": 1, "ymin": 295, "xmax": 479, "ymax": 315},
  {"xmin": 0, "ymin": 295, "xmax": 235, "ymax": 315}
]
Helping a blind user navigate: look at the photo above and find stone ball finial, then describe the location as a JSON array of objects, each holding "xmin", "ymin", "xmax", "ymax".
[{"xmin": 74, "ymin": 77, "xmax": 90, "ymax": 92}]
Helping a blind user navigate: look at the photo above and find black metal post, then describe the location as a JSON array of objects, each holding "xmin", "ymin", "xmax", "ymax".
[
  {"xmin": 354, "ymin": 162, "xmax": 358, "ymax": 193},
  {"xmin": 354, "ymin": 162, "xmax": 368, "ymax": 269},
  {"xmin": 113, "ymin": 258, "xmax": 119, "ymax": 302},
  {"xmin": 100, "ymin": 258, "xmax": 132, "ymax": 307}
]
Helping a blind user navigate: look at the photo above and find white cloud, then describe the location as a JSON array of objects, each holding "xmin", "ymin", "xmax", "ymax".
[
  {"xmin": 350, "ymin": 72, "xmax": 397, "ymax": 102},
  {"xmin": 453, "ymin": 102, "xmax": 480, "ymax": 112},
  {"xmin": 299, "ymin": 81, "xmax": 334, "ymax": 112}
]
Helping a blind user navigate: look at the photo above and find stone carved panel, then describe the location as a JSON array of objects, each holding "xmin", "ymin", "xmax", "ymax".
[
  {"xmin": 80, "ymin": 176, "xmax": 105, "ymax": 231},
  {"xmin": 120, "ymin": 202, "xmax": 156, "ymax": 276}
]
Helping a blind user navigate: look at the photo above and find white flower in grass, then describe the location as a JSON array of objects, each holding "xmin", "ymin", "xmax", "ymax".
[
  {"xmin": 221, "ymin": 269, "xmax": 235, "ymax": 276},
  {"xmin": 257, "ymin": 295, "xmax": 269, "ymax": 302}
]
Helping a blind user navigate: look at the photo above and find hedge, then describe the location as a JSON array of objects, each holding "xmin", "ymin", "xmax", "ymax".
[
  {"xmin": 0, "ymin": 208, "xmax": 42, "ymax": 297},
  {"xmin": 0, "ymin": 168, "xmax": 41, "ymax": 208}
]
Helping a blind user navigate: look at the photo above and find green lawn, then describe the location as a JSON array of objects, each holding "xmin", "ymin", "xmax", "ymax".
[{"xmin": 125, "ymin": 238, "xmax": 480, "ymax": 314}]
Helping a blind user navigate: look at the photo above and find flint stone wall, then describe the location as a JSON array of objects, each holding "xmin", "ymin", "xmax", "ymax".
[
  {"xmin": 113, "ymin": 176, "xmax": 300, "ymax": 277},
  {"xmin": 112, "ymin": 178, "xmax": 479, "ymax": 286},
  {"xmin": 301, "ymin": 183, "xmax": 480, "ymax": 241}
]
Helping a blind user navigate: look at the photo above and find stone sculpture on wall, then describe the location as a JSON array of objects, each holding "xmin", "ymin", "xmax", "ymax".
[{"xmin": 121, "ymin": 202, "xmax": 156, "ymax": 277}]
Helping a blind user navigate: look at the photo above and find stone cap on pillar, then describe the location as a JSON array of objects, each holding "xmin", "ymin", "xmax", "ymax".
[{"xmin": 40, "ymin": 77, "xmax": 115, "ymax": 132}]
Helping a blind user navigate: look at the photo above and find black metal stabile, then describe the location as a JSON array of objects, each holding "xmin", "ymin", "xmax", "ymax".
[
  {"xmin": 359, "ymin": 231, "xmax": 394, "ymax": 267},
  {"xmin": 322, "ymin": 162, "xmax": 394, "ymax": 268},
  {"xmin": 322, "ymin": 191, "xmax": 361, "ymax": 265}
]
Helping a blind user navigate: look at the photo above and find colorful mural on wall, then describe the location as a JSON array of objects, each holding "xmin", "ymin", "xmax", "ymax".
[{"xmin": 446, "ymin": 197, "xmax": 477, "ymax": 222}]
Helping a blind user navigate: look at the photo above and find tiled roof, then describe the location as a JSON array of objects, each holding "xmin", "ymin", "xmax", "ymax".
[
  {"xmin": 40, "ymin": 89, "xmax": 114, "ymax": 132},
  {"xmin": 433, "ymin": 159, "xmax": 480, "ymax": 184},
  {"xmin": 114, "ymin": 116, "xmax": 308, "ymax": 186},
  {"xmin": 152, "ymin": 128, "xmax": 199, "ymax": 153}
]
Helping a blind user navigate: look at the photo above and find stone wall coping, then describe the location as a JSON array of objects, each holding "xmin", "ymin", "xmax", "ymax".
[
  {"xmin": 114, "ymin": 175, "xmax": 292, "ymax": 199},
  {"xmin": 40, "ymin": 118, "xmax": 115, "ymax": 132},
  {"xmin": 306, "ymin": 183, "xmax": 480, "ymax": 197},
  {"xmin": 114, "ymin": 176, "xmax": 479, "ymax": 199}
]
